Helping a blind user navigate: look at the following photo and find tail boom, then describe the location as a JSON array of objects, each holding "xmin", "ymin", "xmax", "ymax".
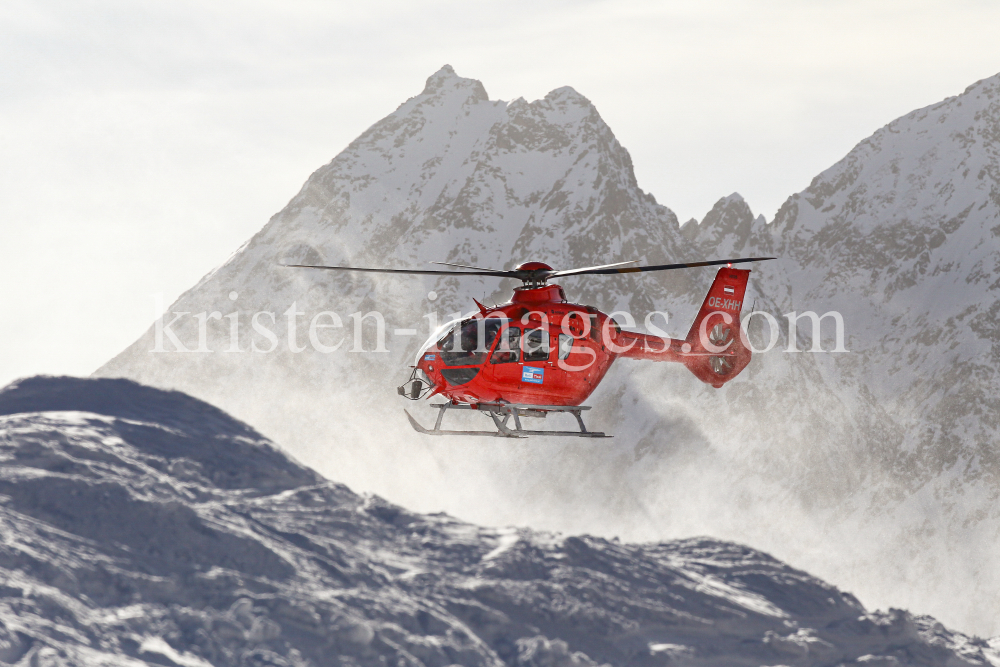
[{"xmin": 618, "ymin": 267, "xmax": 754, "ymax": 388}]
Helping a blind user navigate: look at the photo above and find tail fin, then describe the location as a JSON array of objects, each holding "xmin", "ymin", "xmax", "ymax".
[{"xmin": 682, "ymin": 267, "xmax": 752, "ymax": 388}]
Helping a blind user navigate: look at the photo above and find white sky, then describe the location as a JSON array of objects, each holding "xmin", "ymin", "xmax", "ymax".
[{"xmin": 1, "ymin": 0, "xmax": 999, "ymax": 387}]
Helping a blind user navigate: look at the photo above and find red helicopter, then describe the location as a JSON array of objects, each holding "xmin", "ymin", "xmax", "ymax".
[{"xmin": 287, "ymin": 256, "xmax": 773, "ymax": 437}]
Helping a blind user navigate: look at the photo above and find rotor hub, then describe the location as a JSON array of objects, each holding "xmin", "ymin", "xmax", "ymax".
[
  {"xmin": 514, "ymin": 261, "xmax": 553, "ymax": 272},
  {"xmin": 513, "ymin": 261, "xmax": 553, "ymax": 286}
]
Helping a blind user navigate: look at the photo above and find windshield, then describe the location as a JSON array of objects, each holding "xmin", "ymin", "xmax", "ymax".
[
  {"xmin": 439, "ymin": 318, "xmax": 505, "ymax": 366},
  {"xmin": 415, "ymin": 317, "xmax": 462, "ymax": 365}
]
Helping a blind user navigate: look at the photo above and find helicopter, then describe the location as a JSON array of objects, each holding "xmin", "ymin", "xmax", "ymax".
[{"xmin": 286, "ymin": 256, "xmax": 774, "ymax": 437}]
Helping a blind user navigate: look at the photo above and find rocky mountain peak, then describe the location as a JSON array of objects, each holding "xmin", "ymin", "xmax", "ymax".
[
  {"xmin": 955, "ymin": 69, "xmax": 999, "ymax": 97},
  {"xmin": 681, "ymin": 192, "xmax": 758, "ymax": 255},
  {"xmin": 419, "ymin": 63, "xmax": 489, "ymax": 102},
  {"xmin": 100, "ymin": 65, "xmax": 688, "ymax": 337},
  {"xmin": 773, "ymin": 69, "xmax": 1000, "ymax": 248},
  {"xmin": 543, "ymin": 85, "xmax": 594, "ymax": 109}
]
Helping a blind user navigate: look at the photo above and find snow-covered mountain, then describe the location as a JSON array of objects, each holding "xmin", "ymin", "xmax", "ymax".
[
  {"xmin": 95, "ymin": 66, "xmax": 1000, "ymax": 635},
  {"xmin": 681, "ymin": 73, "xmax": 1000, "ymax": 634},
  {"xmin": 94, "ymin": 64, "xmax": 756, "ymax": 595},
  {"xmin": 771, "ymin": 73, "xmax": 1000, "ymax": 480},
  {"xmin": 680, "ymin": 194, "xmax": 766, "ymax": 256},
  {"xmin": 2, "ymin": 375, "xmax": 997, "ymax": 667},
  {"xmin": 95, "ymin": 62, "xmax": 710, "ymax": 488}
]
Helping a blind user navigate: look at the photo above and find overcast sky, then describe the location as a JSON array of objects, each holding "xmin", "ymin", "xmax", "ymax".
[{"xmin": 1, "ymin": 0, "xmax": 999, "ymax": 387}]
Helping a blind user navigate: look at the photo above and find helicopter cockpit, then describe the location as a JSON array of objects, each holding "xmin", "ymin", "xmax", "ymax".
[{"xmin": 438, "ymin": 318, "xmax": 504, "ymax": 366}]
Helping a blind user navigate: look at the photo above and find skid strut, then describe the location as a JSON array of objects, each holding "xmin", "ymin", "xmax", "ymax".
[{"xmin": 404, "ymin": 402, "xmax": 610, "ymax": 438}]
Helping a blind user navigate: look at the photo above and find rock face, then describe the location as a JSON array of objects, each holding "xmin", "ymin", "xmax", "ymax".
[
  {"xmin": 680, "ymin": 73, "xmax": 1000, "ymax": 634},
  {"xmin": 680, "ymin": 193, "xmax": 764, "ymax": 257},
  {"xmin": 0, "ymin": 376, "xmax": 995, "ymax": 667},
  {"xmin": 94, "ymin": 66, "xmax": 1000, "ymax": 635},
  {"xmin": 769, "ymin": 73, "xmax": 1000, "ymax": 477},
  {"xmin": 98, "ymin": 63, "xmax": 692, "ymax": 376}
]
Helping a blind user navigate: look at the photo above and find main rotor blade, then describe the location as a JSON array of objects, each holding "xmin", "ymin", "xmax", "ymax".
[
  {"xmin": 282, "ymin": 264, "xmax": 518, "ymax": 278},
  {"xmin": 430, "ymin": 261, "xmax": 507, "ymax": 272},
  {"xmin": 543, "ymin": 260, "xmax": 639, "ymax": 278},
  {"xmin": 549, "ymin": 256, "xmax": 775, "ymax": 277}
]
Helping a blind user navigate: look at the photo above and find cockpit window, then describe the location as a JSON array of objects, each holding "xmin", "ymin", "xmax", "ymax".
[
  {"xmin": 439, "ymin": 318, "xmax": 504, "ymax": 366},
  {"xmin": 558, "ymin": 333, "xmax": 573, "ymax": 360},
  {"xmin": 523, "ymin": 328, "xmax": 550, "ymax": 362},
  {"xmin": 490, "ymin": 327, "xmax": 521, "ymax": 364}
]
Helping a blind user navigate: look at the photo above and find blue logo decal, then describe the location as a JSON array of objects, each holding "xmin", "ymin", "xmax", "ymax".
[
  {"xmin": 424, "ymin": 354, "xmax": 435, "ymax": 361},
  {"xmin": 522, "ymin": 366, "xmax": 544, "ymax": 384}
]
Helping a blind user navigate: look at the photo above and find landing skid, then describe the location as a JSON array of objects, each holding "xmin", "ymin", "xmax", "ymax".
[{"xmin": 404, "ymin": 402, "xmax": 610, "ymax": 438}]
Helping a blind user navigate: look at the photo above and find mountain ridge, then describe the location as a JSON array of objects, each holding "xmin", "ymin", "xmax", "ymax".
[{"xmin": 1, "ymin": 375, "xmax": 996, "ymax": 667}]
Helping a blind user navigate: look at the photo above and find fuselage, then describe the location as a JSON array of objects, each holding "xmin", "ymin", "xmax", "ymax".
[{"xmin": 414, "ymin": 283, "xmax": 686, "ymax": 406}]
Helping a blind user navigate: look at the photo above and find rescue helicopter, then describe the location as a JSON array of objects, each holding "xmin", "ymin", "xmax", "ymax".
[{"xmin": 286, "ymin": 256, "xmax": 774, "ymax": 437}]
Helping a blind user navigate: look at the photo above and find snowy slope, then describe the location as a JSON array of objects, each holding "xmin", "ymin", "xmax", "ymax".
[
  {"xmin": 769, "ymin": 74, "xmax": 1000, "ymax": 472},
  {"xmin": 0, "ymin": 375, "xmax": 996, "ymax": 667}
]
